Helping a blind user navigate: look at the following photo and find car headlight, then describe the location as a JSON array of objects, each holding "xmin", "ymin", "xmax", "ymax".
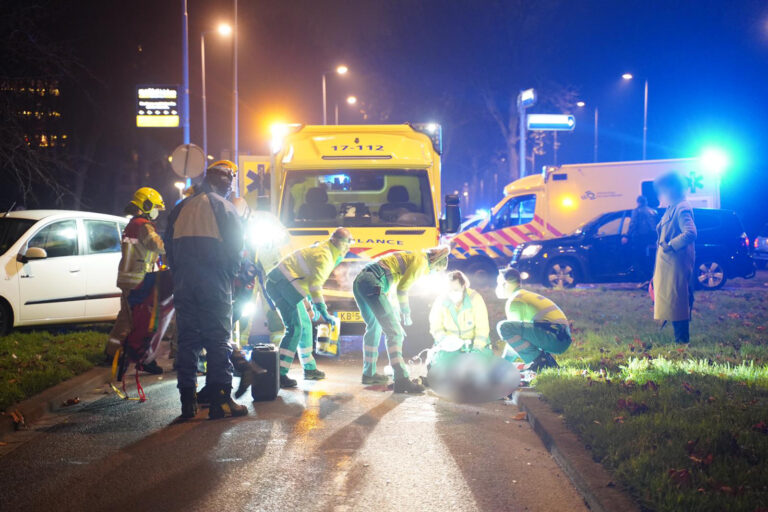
[
  {"xmin": 520, "ymin": 244, "xmax": 542, "ymax": 259},
  {"xmin": 248, "ymin": 218, "xmax": 287, "ymax": 247}
]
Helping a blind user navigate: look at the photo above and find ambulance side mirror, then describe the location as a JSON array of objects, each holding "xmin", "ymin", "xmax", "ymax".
[{"xmin": 441, "ymin": 194, "xmax": 461, "ymax": 234}]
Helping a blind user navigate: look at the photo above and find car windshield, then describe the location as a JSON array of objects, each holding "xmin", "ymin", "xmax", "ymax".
[
  {"xmin": 280, "ymin": 169, "xmax": 435, "ymax": 228},
  {"xmin": 0, "ymin": 217, "xmax": 36, "ymax": 255}
]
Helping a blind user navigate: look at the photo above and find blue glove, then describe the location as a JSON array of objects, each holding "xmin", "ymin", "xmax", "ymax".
[
  {"xmin": 315, "ymin": 302, "xmax": 337, "ymax": 325},
  {"xmin": 401, "ymin": 307, "xmax": 413, "ymax": 327}
]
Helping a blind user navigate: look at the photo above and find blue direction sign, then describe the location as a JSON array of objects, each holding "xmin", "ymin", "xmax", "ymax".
[{"xmin": 527, "ymin": 114, "xmax": 575, "ymax": 131}]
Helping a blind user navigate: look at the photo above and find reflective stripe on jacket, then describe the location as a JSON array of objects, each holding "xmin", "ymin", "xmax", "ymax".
[
  {"xmin": 429, "ymin": 288, "xmax": 490, "ymax": 348},
  {"xmin": 164, "ymin": 182, "xmax": 244, "ymax": 279},
  {"xmin": 116, "ymin": 217, "xmax": 164, "ymax": 289},
  {"xmin": 505, "ymin": 289, "xmax": 568, "ymax": 325},
  {"xmin": 377, "ymin": 251, "xmax": 429, "ymax": 311},
  {"xmin": 273, "ymin": 240, "xmax": 342, "ymax": 305}
]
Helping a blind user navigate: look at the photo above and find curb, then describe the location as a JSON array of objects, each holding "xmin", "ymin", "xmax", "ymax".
[
  {"xmin": 0, "ymin": 366, "xmax": 111, "ymax": 436},
  {"xmin": 516, "ymin": 393, "xmax": 640, "ymax": 512}
]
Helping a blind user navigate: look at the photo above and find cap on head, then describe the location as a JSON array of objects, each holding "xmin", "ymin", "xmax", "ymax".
[{"xmin": 501, "ymin": 266, "xmax": 521, "ymax": 284}]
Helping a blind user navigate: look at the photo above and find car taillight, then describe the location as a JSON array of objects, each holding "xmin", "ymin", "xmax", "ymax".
[
  {"xmin": 755, "ymin": 238, "xmax": 759, "ymax": 249},
  {"xmin": 741, "ymin": 233, "xmax": 749, "ymax": 248}
]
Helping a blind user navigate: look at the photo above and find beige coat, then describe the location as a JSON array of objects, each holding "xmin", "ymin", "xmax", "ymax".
[{"xmin": 653, "ymin": 201, "xmax": 697, "ymax": 321}]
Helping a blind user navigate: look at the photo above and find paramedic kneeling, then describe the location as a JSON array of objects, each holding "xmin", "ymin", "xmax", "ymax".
[{"xmin": 496, "ymin": 267, "xmax": 572, "ymax": 372}]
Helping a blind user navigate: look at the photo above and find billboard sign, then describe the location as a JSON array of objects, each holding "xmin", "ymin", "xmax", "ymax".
[{"xmin": 136, "ymin": 85, "xmax": 180, "ymax": 128}]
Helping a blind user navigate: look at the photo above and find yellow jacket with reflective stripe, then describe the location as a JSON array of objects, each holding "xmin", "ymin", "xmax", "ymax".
[
  {"xmin": 276, "ymin": 240, "xmax": 342, "ymax": 305},
  {"xmin": 377, "ymin": 250, "xmax": 429, "ymax": 311},
  {"xmin": 429, "ymin": 288, "xmax": 490, "ymax": 348},
  {"xmin": 505, "ymin": 289, "xmax": 568, "ymax": 325},
  {"xmin": 116, "ymin": 217, "xmax": 165, "ymax": 290}
]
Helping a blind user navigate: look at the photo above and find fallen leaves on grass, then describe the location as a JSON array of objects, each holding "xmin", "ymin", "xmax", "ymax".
[
  {"xmin": 668, "ymin": 468, "xmax": 692, "ymax": 488},
  {"xmin": 751, "ymin": 421, "xmax": 768, "ymax": 434},
  {"xmin": 616, "ymin": 397, "xmax": 649, "ymax": 415}
]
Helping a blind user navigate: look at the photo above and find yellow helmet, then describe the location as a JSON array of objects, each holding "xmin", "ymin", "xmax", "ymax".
[
  {"xmin": 207, "ymin": 159, "xmax": 238, "ymax": 176},
  {"xmin": 130, "ymin": 187, "xmax": 165, "ymax": 214}
]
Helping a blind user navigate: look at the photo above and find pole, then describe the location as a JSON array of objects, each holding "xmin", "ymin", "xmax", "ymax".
[
  {"xmin": 181, "ymin": 0, "xmax": 190, "ymax": 145},
  {"xmin": 593, "ymin": 107, "xmax": 599, "ymax": 163},
  {"xmin": 334, "ymin": 103, "xmax": 339, "ymax": 125},
  {"xmin": 642, "ymin": 79, "xmax": 648, "ymax": 160},
  {"xmin": 322, "ymin": 73, "xmax": 327, "ymax": 125},
  {"xmin": 232, "ymin": 0, "xmax": 239, "ymax": 194},
  {"xmin": 553, "ymin": 131, "xmax": 558, "ymax": 166},
  {"xmin": 518, "ymin": 92, "xmax": 526, "ymax": 178},
  {"xmin": 201, "ymin": 33, "xmax": 208, "ymax": 160}
]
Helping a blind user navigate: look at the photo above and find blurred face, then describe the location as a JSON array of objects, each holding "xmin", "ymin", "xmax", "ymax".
[
  {"xmin": 447, "ymin": 280, "xmax": 465, "ymax": 304},
  {"xmin": 495, "ymin": 275, "xmax": 519, "ymax": 299}
]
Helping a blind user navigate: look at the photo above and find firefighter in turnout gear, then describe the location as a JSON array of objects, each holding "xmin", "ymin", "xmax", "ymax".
[
  {"xmin": 429, "ymin": 270, "xmax": 490, "ymax": 353},
  {"xmin": 265, "ymin": 227, "xmax": 353, "ymax": 388},
  {"xmin": 104, "ymin": 187, "xmax": 165, "ymax": 374},
  {"xmin": 165, "ymin": 160, "xmax": 248, "ymax": 420},
  {"xmin": 353, "ymin": 246, "xmax": 450, "ymax": 393},
  {"xmin": 496, "ymin": 267, "xmax": 572, "ymax": 372}
]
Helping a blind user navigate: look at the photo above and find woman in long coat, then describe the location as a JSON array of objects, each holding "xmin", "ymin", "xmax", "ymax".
[{"xmin": 653, "ymin": 172, "xmax": 697, "ymax": 343}]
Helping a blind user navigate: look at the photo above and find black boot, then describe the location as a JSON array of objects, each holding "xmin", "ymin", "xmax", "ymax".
[
  {"xmin": 141, "ymin": 360, "xmax": 164, "ymax": 375},
  {"xmin": 179, "ymin": 388, "xmax": 198, "ymax": 419},
  {"xmin": 196, "ymin": 384, "xmax": 212, "ymax": 406},
  {"xmin": 526, "ymin": 351, "xmax": 559, "ymax": 372},
  {"xmin": 209, "ymin": 386, "xmax": 248, "ymax": 419}
]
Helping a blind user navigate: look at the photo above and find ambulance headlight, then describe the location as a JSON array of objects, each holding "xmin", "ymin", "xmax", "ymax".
[
  {"xmin": 519, "ymin": 244, "xmax": 542, "ymax": 259},
  {"xmin": 241, "ymin": 301, "xmax": 255, "ymax": 317}
]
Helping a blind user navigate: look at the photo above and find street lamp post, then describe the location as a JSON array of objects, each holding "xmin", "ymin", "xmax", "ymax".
[
  {"xmin": 181, "ymin": 0, "xmax": 190, "ymax": 145},
  {"xmin": 322, "ymin": 65, "xmax": 348, "ymax": 125},
  {"xmin": 622, "ymin": 73, "xmax": 649, "ymax": 160},
  {"xmin": 594, "ymin": 107, "xmax": 599, "ymax": 163},
  {"xmin": 200, "ymin": 23, "xmax": 232, "ymax": 161},
  {"xmin": 232, "ymin": 0, "xmax": 239, "ymax": 191},
  {"xmin": 335, "ymin": 95, "xmax": 357, "ymax": 125}
]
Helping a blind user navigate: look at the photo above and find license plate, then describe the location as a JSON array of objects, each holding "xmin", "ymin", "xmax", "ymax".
[{"xmin": 337, "ymin": 310, "xmax": 363, "ymax": 322}]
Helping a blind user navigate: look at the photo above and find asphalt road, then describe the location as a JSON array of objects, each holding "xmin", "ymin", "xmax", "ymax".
[{"xmin": 0, "ymin": 356, "xmax": 587, "ymax": 512}]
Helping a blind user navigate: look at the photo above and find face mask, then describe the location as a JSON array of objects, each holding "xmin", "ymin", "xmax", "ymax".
[
  {"xmin": 149, "ymin": 208, "xmax": 159, "ymax": 220},
  {"xmin": 448, "ymin": 291, "xmax": 464, "ymax": 303}
]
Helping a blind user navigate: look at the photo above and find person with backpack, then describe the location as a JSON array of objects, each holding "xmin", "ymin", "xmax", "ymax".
[
  {"xmin": 622, "ymin": 195, "xmax": 658, "ymax": 286},
  {"xmin": 104, "ymin": 187, "xmax": 166, "ymax": 374},
  {"xmin": 165, "ymin": 160, "xmax": 248, "ymax": 420}
]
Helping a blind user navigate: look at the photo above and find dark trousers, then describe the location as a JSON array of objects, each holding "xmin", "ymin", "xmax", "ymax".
[
  {"xmin": 174, "ymin": 266, "xmax": 234, "ymax": 390},
  {"xmin": 673, "ymin": 321, "xmax": 690, "ymax": 344},
  {"xmin": 632, "ymin": 234, "xmax": 656, "ymax": 281}
]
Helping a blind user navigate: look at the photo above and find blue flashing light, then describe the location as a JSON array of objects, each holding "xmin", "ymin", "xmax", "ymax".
[{"xmin": 699, "ymin": 147, "xmax": 729, "ymax": 176}]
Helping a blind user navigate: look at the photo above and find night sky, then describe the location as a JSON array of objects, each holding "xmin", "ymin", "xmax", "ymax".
[{"xmin": 7, "ymin": 0, "xmax": 768, "ymax": 232}]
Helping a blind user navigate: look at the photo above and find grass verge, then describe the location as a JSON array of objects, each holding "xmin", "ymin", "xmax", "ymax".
[
  {"xmin": 0, "ymin": 330, "xmax": 105, "ymax": 411},
  {"xmin": 485, "ymin": 286, "xmax": 768, "ymax": 512}
]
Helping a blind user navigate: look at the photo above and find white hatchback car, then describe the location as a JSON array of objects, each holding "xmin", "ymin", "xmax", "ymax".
[{"xmin": 0, "ymin": 210, "xmax": 128, "ymax": 334}]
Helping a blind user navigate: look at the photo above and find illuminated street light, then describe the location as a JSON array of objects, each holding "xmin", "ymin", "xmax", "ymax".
[
  {"xmin": 322, "ymin": 65, "xmax": 349, "ymax": 124},
  {"xmin": 217, "ymin": 23, "xmax": 232, "ymax": 36},
  {"xmin": 335, "ymin": 95, "xmax": 360, "ymax": 124},
  {"xmin": 620, "ymin": 72, "xmax": 649, "ymax": 159},
  {"xmin": 576, "ymin": 101, "xmax": 585, "ymax": 108}
]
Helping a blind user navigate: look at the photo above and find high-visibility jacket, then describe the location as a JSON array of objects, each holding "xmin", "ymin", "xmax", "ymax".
[
  {"xmin": 376, "ymin": 250, "xmax": 429, "ymax": 312},
  {"xmin": 116, "ymin": 217, "xmax": 165, "ymax": 290},
  {"xmin": 505, "ymin": 288, "xmax": 568, "ymax": 325},
  {"xmin": 274, "ymin": 240, "xmax": 342, "ymax": 306},
  {"xmin": 429, "ymin": 288, "xmax": 490, "ymax": 348}
]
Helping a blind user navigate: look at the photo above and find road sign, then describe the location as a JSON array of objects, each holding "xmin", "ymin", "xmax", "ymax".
[
  {"xmin": 170, "ymin": 144, "xmax": 206, "ymax": 179},
  {"xmin": 527, "ymin": 114, "xmax": 575, "ymax": 131},
  {"xmin": 519, "ymin": 88, "xmax": 537, "ymax": 108},
  {"xmin": 136, "ymin": 85, "xmax": 180, "ymax": 128}
]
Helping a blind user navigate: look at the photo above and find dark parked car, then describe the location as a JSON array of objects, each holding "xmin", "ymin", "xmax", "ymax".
[
  {"xmin": 510, "ymin": 208, "xmax": 754, "ymax": 290},
  {"xmin": 752, "ymin": 223, "xmax": 768, "ymax": 269}
]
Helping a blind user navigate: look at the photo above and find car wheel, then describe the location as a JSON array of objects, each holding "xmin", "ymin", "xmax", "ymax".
[
  {"xmin": 696, "ymin": 260, "xmax": 727, "ymax": 290},
  {"xmin": 544, "ymin": 259, "xmax": 579, "ymax": 289},
  {"xmin": 0, "ymin": 300, "xmax": 11, "ymax": 336},
  {"xmin": 463, "ymin": 257, "xmax": 499, "ymax": 289}
]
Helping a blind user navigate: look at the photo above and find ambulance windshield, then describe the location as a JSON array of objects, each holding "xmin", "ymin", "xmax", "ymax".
[{"xmin": 280, "ymin": 169, "xmax": 435, "ymax": 228}]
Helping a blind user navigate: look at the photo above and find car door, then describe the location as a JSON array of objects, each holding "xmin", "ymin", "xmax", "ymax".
[
  {"xmin": 82, "ymin": 219, "xmax": 124, "ymax": 319},
  {"xmin": 586, "ymin": 212, "xmax": 631, "ymax": 280},
  {"xmin": 481, "ymin": 194, "xmax": 538, "ymax": 257},
  {"xmin": 18, "ymin": 219, "xmax": 86, "ymax": 322}
]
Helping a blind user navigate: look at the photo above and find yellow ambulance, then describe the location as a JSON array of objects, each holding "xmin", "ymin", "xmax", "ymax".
[{"xmin": 242, "ymin": 123, "xmax": 460, "ymax": 337}]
